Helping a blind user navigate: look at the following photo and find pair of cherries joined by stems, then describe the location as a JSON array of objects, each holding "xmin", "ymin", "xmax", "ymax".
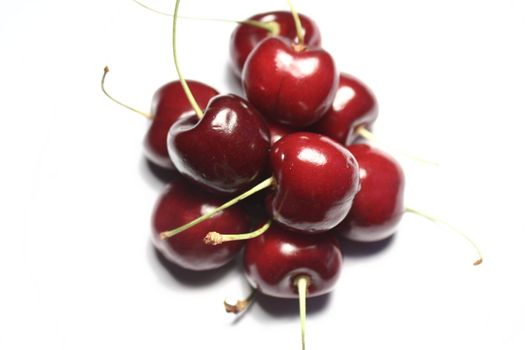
[{"xmin": 103, "ymin": 1, "xmax": 482, "ymax": 349}]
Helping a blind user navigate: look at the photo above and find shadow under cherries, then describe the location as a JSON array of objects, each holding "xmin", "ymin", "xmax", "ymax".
[{"xmin": 340, "ymin": 234, "xmax": 396, "ymax": 258}]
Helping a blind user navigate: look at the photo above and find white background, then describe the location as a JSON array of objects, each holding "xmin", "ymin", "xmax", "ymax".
[{"xmin": 1, "ymin": 0, "xmax": 525, "ymax": 349}]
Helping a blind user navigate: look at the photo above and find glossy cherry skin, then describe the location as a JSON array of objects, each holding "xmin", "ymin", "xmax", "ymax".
[
  {"xmin": 336, "ymin": 144, "xmax": 405, "ymax": 242},
  {"xmin": 167, "ymin": 94, "xmax": 271, "ymax": 195},
  {"xmin": 269, "ymin": 132, "xmax": 360, "ymax": 233},
  {"xmin": 266, "ymin": 119, "xmax": 294, "ymax": 146},
  {"xmin": 152, "ymin": 179, "xmax": 248, "ymax": 271},
  {"xmin": 244, "ymin": 224, "xmax": 342, "ymax": 298},
  {"xmin": 310, "ymin": 73, "xmax": 378, "ymax": 145},
  {"xmin": 230, "ymin": 11, "xmax": 321, "ymax": 77},
  {"xmin": 144, "ymin": 80, "xmax": 219, "ymax": 169},
  {"xmin": 242, "ymin": 36, "xmax": 338, "ymax": 128}
]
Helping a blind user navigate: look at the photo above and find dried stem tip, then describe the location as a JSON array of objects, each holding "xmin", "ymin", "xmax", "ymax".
[{"xmin": 203, "ymin": 232, "xmax": 223, "ymax": 245}]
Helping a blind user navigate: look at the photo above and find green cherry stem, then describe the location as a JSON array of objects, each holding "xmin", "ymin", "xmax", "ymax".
[
  {"xmin": 356, "ymin": 126, "xmax": 440, "ymax": 166},
  {"xmin": 134, "ymin": 0, "xmax": 279, "ymax": 35},
  {"xmin": 294, "ymin": 275, "xmax": 311, "ymax": 350},
  {"xmin": 405, "ymin": 207, "xmax": 483, "ymax": 266},
  {"xmin": 160, "ymin": 177, "xmax": 275, "ymax": 239},
  {"xmin": 287, "ymin": 0, "xmax": 304, "ymax": 47},
  {"xmin": 172, "ymin": 0, "xmax": 203, "ymax": 118},
  {"xmin": 101, "ymin": 66, "xmax": 151, "ymax": 119},
  {"xmin": 204, "ymin": 220, "xmax": 272, "ymax": 245}
]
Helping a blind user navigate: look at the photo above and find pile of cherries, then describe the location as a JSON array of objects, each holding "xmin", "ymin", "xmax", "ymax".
[
  {"xmin": 103, "ymin": 1, "xmax": 480, "ymax": 348},
  {"xmin": 149, "ymin": 5, "xmax": 400, "ymax": 289}
]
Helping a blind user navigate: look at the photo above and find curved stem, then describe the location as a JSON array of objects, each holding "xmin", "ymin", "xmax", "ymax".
[
  {"xmin": 160, "ymin": 177, "xmax": 275, "ymax": 239},
  {"xmin": 134, "ymin": 0, "xmax": 279, "ymax": 34},
  {"xmin": 287, "ymin": 0, "xmax": 304, "ymax": 46},
  {"xmin": 101, "ymin": 66, "xmax": 151, "ymax": 119},
  {"xmin": 405, "ymin": 207, "xmax": 483, "ymax": 266},
  {"xmin": 204, "ymin": 220, "xmax": 272, "ymax": 245},
  {"xmin": 224, "ymin": 288, "xmax": 256, "ymax": 314},
  {"xmin": 356, "ymin": 126, "xmax": 440, "ymax": 166},
  {"xmin": 294, "ymin": 275, "xmax": 310, "ymax": 350},
  {"xmin": 172, "ymin": 0, "xmax": 203, "ymax": 118},
  {"xmin": 134, "ymin": 0, "xmax": 170, "ymax": 16}
]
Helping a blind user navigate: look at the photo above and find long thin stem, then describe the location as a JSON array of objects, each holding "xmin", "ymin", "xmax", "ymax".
[
  {"xmin": 172, "ymin": 0, "xmax": 203, "ymax": 118},
  {"xmin": 405, "ymin": 207, "xmax": 483, "ymax": 266},
  {"xmin": 160, "ymin": 177, "xmax": 275, "ymax": 239},
  {"xmin": 101, "ymin": 66, "xmax": 151, "ymax": 119},
  {"xmin": 356, "ymin": 126, "xmax": 439, "ymax": 166},
  {"xmin": 134, "ymin": 0, "xmax": 279, "ymax": 34},
  {"xmin": 287, "ymin": 0, "xmax": 304, "ymax": 46},
  {"xmin": 204, "ymin": 220, "xmax": 272, "ymax": 245},
  {"xmin": 295, "ymin": 275, "xmax": 310, "ymax": 350}
]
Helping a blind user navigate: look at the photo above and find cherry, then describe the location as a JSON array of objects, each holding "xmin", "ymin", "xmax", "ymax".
[
  {"xmin": 166, "ymin": 0, "xmax": 271, "ymax": 195},
  {"xmin": 242, "ymin": 220, "xmax": 342, "ymax": 348},
  {"xmin": 242, "ymin": 36, "xmax": 338, "ymax": 127},
  {"xmin": 334, "ymin": 144, "xmax": 483, "ymax": 264},
  {"xmin": 144, "ymin": 80, "xmax": 219, "ymax": 169},
  {"xmin": 100, "ymin": 67, "xmax": 219, "ymax": 170},
  {"xmin": 152, "ymin": 178, "xmax": 248, "ymax": 271},
  {"xmin": 230, "ymin": 11, "xmax": 321, "ymax": 78},
  {"xmin": 167, "ymin": 94, "xmax": 270, "ymax": 194},
  {"xmin": 269, "ymin": 132, "xmax": 360, "ymax": 233},
  {"xmin": 243, "ymin": 224, "xmax": 342, "ymax": 350},
  {"xmin": 310, "ymin": 73, "xmax": 378, "ymax": 145},
  {"xmin": 336, "ymin": 144, "xmax": 405, "ymax": 242},
  {"xmin": 244, "ymin": 223, "xmax": 342, "ymax": 298}
]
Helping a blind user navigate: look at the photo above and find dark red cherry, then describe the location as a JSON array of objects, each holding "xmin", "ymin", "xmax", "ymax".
[
  {"xmin": 266, "ymin": 119, "xmax": 294, "ymax": 145},
  {"xmin": 242, "ymin": 36, "xmax": 338, "ymax": 127},
  {"xmin": 269, "ymin": 132, "xmax": 360, "ymax": 233},
  {"xmin": 244, "ymin": 224, "xmax": 342, "ymax": 298},
  {"xmin": 310, "ymin": 73, "xmax": 377, "ymax": 145},
  {"xmin": 144, "ymin": 80, "xmax": 219, "ymax": 169},
  {"xmin": 230, "ymin": 11, "xmax": 321, "ymax": 77},
  {"xmin": 167, "ymin": 94, "xmax": 271, "ymax": 195},
  {"xmin": 336, "ymin": 144, "xmax": 405, "ymax": 242},
  {"xmin": 152, "ymin": 179, "xmax": 248, "ymax": 271}
]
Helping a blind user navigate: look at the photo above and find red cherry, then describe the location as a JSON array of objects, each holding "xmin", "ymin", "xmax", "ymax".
[
  {"xmin": 242, "ymin": 36, "xmax": 338, "ymax": 127},
  {"xmin": 310, "ymin": 73, "xmax": 378, "ymax": 145},
  {"xmin": 269, "ymin": 132, "xmax": 360, "ymax": 233},
  {"xmin": 152, "ymin": 179, "xmax": 248, "ymax": 271},
  {"xmin": 167, "ymin": 94, "xmax": 271, "ymax": 195},
  {"xmin": 244, "ymin": 224, "xmax": 342, "ymax": 298},
  {"xmin": 230, "ymin": 11, "xmax": 321, "ymax": 77},
  {"xmin": 266, "ymin": 119, "xmax": 295, "ymax": 145},
  {"xmin": 337, "ymin": 144, "xmax": 405, "ymax": 242},
  {"xmin": 144, "ymin": 80, "xmax": 219, "ymax": 169}
]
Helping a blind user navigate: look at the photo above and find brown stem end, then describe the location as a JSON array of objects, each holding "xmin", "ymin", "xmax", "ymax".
[
  {"xmin": 224, "ymin": 299, "xmax": 250, "ymax": 314},
  {"xmin": 203, "ymin": 232, "xmax": 223, "ymax": 245}
]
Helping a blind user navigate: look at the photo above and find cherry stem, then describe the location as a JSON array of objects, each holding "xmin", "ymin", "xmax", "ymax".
[
  {"xmin": 224, "ymin": 288, "xmax": 256, "ymax": 314},
  {"xmin": 172, "ymin": 0, "xmax": 204, "ymax": 119},
  {"xmin": 134, "ymin": 0, "xmax": 280, "ymax": 35},
  {"xmin": 287, "ymin": 0, "xmax": 305, "ymax": 47},
  {"xmin": 294, "ymin": 275, "xmax": 311, "ymax": 350},
  {"xmin": 101, "ymin": 66, "xmax": 151, "ymax": 119},
  {"xmin": 405, "ymin": 207, "xmax": 483, "ymax": 266},
  {"xmin": 204, "ymin": 219, "xmax": 272, "ymax": 245},
  {"xmin": 160, "ymin": 177, "xmax": 275, "ymax": 239},
  {"xmin": 356, "ymin": 126, "xmax": 439, "ymax": 166}
]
